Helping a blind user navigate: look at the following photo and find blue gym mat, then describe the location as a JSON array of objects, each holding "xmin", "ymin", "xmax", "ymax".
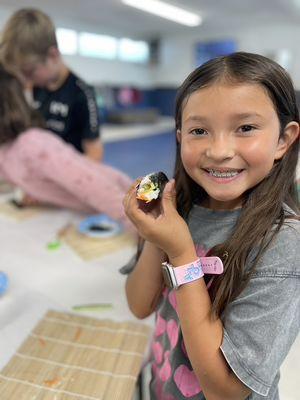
[{"xmin": 104, "ymin": 131, "xmax": 176, "ymax": 179}]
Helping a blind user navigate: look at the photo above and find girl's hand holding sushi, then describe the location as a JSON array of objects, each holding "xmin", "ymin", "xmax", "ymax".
[{"xmin": 123, "ymin": 179, "xmax": 196, "ymax": 262}]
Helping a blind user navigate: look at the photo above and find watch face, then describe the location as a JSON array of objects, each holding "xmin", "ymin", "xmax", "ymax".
[{"xmin": 162, "ymin": 264, "xmax": 175, "ymax": 288}]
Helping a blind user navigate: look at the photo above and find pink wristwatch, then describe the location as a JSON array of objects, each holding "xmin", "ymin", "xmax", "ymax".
[{"xmin": 162, "ymin": 257, "xmax": 223, "ymax": 290}]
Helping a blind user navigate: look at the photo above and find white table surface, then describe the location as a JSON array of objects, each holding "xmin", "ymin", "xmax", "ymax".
[{"xmin": 0, "ymin": 195, "xmax": 299, "ymax": 400}]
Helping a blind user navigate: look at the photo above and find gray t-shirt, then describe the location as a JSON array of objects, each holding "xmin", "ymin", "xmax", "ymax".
[{"xmin": 149, "ymin": 205, "xmax": 300, "ymax": 399}]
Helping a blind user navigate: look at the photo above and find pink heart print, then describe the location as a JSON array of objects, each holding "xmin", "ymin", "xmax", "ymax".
[
  {"xmin": 153, "ymin": 362, "xmax": 176, "ymax": 400},
  {"xmin": 174, "ymin": 364, "xmax": 202, "ymax": 397},
  {"xmin": 152, "ymin": 341, "xmax": 163, "ymax": 364},
  {"xmin": 166, "ymin": 319, "xmax": 179, "ymax": 349},
  {"xmin": 159, "ymin": 351, "xmax": 172, "ymax": 382},
  {"xmin": 155, "ymin": 313, "xmax": 167, "ymax": 337}
]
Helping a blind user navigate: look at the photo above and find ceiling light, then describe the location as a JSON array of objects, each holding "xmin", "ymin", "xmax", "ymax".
[{"xmin": 122, "ymin": 0, "xmax": 202, "ymax": 27}]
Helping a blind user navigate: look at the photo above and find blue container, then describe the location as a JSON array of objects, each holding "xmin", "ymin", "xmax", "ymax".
[
  {"xmin": 78, "ymin": 214, "xmax": 122, "ymax": 238},
  {"xmin": 0, "ymin": 271, "xmax": 9, "ymax": 296}
]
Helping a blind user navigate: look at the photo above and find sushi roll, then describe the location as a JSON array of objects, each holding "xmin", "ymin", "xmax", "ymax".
[{"xmin": 136, "ymin": 172, "xmax": 169, "ymax": 203}]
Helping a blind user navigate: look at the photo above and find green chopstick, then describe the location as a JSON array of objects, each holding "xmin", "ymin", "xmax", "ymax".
[{"xmin": 72, "ymin": 303, "xmax": 113, "ymax": 312}]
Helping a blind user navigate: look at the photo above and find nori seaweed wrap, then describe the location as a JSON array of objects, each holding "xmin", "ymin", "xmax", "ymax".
[{"xmin": 136, "ymin": 171, "xmax": 169, "ymax": 203}]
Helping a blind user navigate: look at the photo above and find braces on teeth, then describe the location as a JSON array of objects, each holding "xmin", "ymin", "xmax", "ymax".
[{"xmin": 208, "ymin": 170, "xmax": 240, "ymax": 178}]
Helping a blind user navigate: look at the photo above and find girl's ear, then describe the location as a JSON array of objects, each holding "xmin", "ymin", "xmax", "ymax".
[
  {"xmin": 176, "ymin": 129, "xmax": 181, "ymax": 143},
  {"xmin": 275, "ymin": 121, "xmax": 299, "ymax": 160}
]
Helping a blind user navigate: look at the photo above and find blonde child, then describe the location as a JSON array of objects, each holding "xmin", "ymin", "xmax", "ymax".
[
  {"xmin": 0, "ymin": 8, "xmax": 103, "ymax": 161},
  {"xmin": 124, "ymin": 52, "xmax": 300, "ymax": 399}
]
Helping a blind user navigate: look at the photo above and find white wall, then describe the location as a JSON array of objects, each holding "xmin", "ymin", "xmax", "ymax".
[
  {"xmin": 151, "ymin": 23, "xmax": 300, "ymax": 89},
  {"xmin": 63, "ymin": 23, "xmax": 300, "ymax": 89}
]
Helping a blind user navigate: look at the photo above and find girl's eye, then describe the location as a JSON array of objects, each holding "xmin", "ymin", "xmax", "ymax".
[
  {"xmin": 239, "ymin": 125, "xmax": 256, "ymax": 134},
  {"xmin": 190, "ymin": 128, "xmax": 208, "ymax": 136}
]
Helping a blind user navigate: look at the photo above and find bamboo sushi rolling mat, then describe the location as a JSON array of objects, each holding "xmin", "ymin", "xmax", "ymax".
[
  {"xmin": 58, "ymin": 224, "xmax": 136, "ymax": 261},
  {"xmin": 0, "ymin": 310, "xmax": 152, "ymax": 400}
]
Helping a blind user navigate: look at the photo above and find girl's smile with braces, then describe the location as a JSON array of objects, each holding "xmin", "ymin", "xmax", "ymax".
[{"xmin": 204, "ymin": 168, "xmax": 243, "ymax": 177}]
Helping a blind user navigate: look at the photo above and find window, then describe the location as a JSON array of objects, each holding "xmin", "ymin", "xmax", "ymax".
[
  {"xmin": 79, "ymin": 33, "xmax": 118, "ymax": 59},
  {"xmin": 118, "ymin": 38, "xmax": 149, "ymax": 63},
  {"xmin": 56, "ymin": 28, "xmax": 78, "ymax": 55},
  {"xmin": 57, "ymin": 27, "xmax": 150, "ymax": 63}
]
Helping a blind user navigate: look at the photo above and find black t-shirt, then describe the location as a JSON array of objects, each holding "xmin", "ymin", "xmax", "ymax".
[{"xmin": 33, "ymin": 71, "xmax": 100, "ymax": 153}]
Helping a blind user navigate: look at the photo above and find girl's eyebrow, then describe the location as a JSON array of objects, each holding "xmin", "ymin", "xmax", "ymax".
[
  {"xmin": 183, "ymin": 115, "xmax": 208, "ymax": 124},
  {"xmin": 230, "ymin": 112, "xmax": 264, "ymax": 120},
  {"xmin": 184, "ymin": 112, "xmax": 264, "ymax": 124}
]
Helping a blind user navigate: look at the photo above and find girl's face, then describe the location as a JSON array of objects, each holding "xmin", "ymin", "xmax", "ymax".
[
  {"xmin": 20, "ymin": 49, "xmax": 61, "ymax": 88},
  {"xmin": 178, "ymin": 82, "xmax": 288, "ymax": 210}
]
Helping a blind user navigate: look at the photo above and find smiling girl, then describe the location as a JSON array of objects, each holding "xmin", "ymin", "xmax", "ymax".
[{"xmin": 124, "ymin": 52, "xmax": 300, "ymax": 399}]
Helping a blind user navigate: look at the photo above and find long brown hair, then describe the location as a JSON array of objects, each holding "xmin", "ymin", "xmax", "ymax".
[
  {"xmin": 0, "ymin": 65, "xmax": 44, "ymax": 144},
  {"xmin": 174, "ymin": 52, "xmax": 299, "ymax": 316}
]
